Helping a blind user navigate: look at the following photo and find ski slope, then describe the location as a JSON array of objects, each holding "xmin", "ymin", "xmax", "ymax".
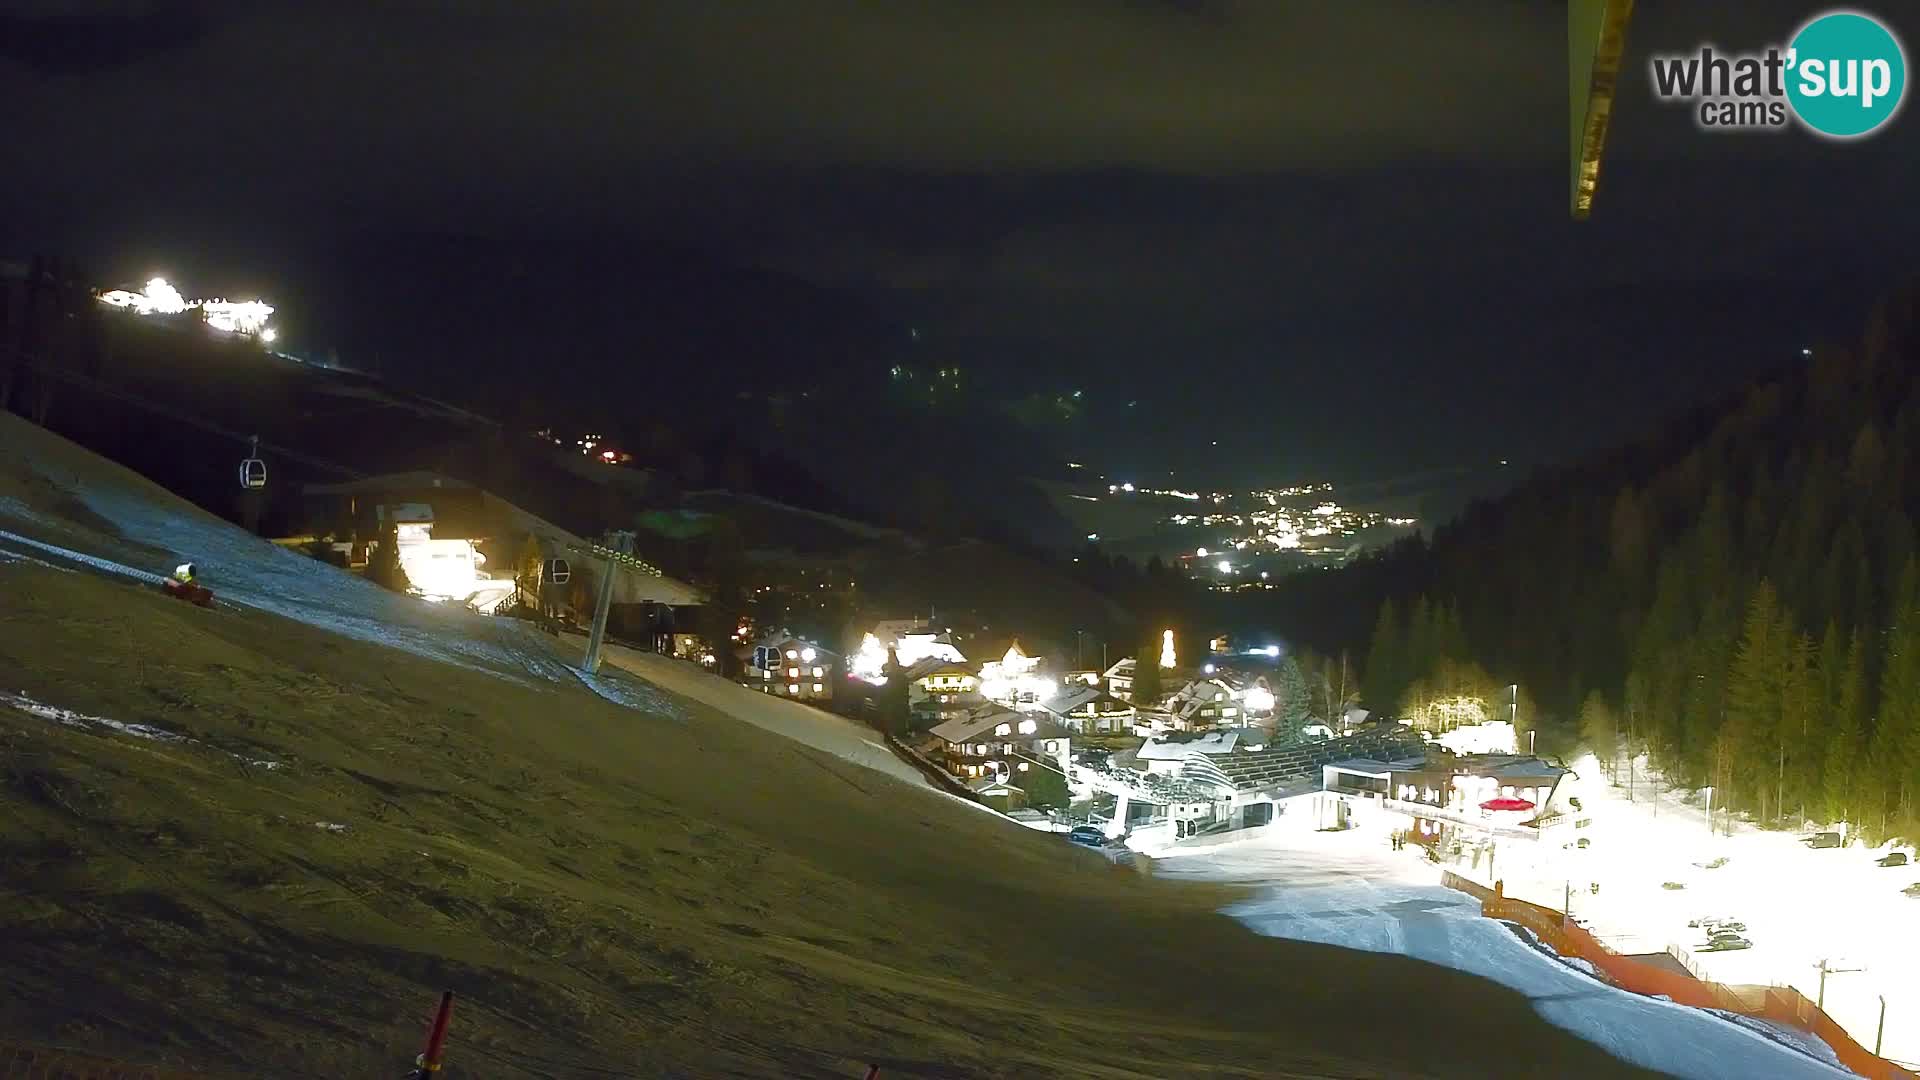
[
  {"xmin": 0, "ymin": 417, "xmax": 940, "ymax": 789},
  {"xmin": 1488, "ymin": 753, "xmax": 1919, "ymax": 1069},
  {"xmin": 1156, "ymin": 828, "xmax": 1853, "ymax": 1080},
  {"xmin": 590, "ymin": 640, "xmax": 930, "ymax": 789}
]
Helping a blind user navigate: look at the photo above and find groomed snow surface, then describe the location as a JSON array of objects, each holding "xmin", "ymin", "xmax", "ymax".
[
  {"xmin": 1488, "ymin": 753, "xmax": 1919, "ymax": 1070},
  {"xmin": 1155, "ymin": 822, "xmax": 1853, "ymax": 1080}
]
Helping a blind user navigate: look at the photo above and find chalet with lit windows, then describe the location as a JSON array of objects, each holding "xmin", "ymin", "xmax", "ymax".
[
  {"xmin": 906, "ymin": 658, "xmax": 983, "ymax": 727},
  {"xmin": 1039, "ymin": 685, "xmax": 1136, "ymax": 734},
  {"xmin": 929, "ymin": 707, "xmax": 1074, "ymax": 786},
  {"xmin": 743, "ymin": 632, "xmax": 840, "ymax": 704},
  {"xmin": 1166, "ymin": 676, "xmax": 1245, "ymax": 729},
  {"xmin": 1102, "ymin": 657, "xmax": 1137, "ymax": 701}
]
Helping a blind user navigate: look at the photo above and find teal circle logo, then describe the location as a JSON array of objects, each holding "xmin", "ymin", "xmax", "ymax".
[{"xmin": 1786, "ymin": 11, "xmax": 1907, "ymax": 138}]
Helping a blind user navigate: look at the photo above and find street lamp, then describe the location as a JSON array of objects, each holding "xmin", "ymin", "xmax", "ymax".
[{"xmin": 1816, "ymin": 958, "xmax": 1865, "ymax": 1010}]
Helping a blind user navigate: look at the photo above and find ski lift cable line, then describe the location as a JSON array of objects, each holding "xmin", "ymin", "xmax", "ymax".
[
  {"xmin": 11, "ymin": 350, "xmax": 683, "ymax": 584},
  {"xmin": 3, "ymin": 348, "xmax": 362, "ymax": 479}
]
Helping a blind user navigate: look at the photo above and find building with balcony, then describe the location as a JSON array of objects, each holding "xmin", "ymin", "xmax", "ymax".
[
  {"xmin": 743, "ymin": 633, "xmax": 840, "ymax": 704},
  {"xmin": 1166, "ymin": 676, "xmax": 1246, "ymax": 729},
  {"xmin": 1039, "ymin": 685, "xmax": 1136, "ymax": 734},
  {"xmin": 929, "ymin": 706, "xmax": 1073, "ymax": 784},
  {"xmin": 906, "ymin": 658, "xmax": 983, "ymax": 728}
]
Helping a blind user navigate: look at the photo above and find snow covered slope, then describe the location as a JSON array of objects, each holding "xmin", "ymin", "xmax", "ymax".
[
  {"xmin": 1157, "ymin": 831, "xmax": 1854, "ymax": 1080},
  {"xmin": 1492, "ymin": 752, "xmax": 1920, "ymax": 1068},
  {"xmin": 1, "ymin": 418, "xmax": 571, "ymax": 687},
  {"xmin": 0, "ymin": 416, "xmax": 939, "ymax": 790},
  {"xmin": 591, "ymin": 641, "xmax": 930, "ymax": 789}
]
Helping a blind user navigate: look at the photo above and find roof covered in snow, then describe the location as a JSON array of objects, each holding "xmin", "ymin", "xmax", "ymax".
[
  {"xmin": 903, "ymin": 656, "xmax": 974, "ymax": 681},
  {"xmin": 1043, "ymin": 685, "xmax": 1133, "ymax": 715},
  {"xmin": 1140, "ymin": 731, "xmax": 1243, "ymax": 759}
]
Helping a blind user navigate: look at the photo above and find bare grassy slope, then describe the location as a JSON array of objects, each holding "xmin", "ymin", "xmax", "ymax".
[{"xmin": 0, "ymin": 428, "xmax": 1655, "ymax": 1078}]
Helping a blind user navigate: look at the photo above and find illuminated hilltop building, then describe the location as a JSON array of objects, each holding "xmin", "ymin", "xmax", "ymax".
[{"xmin": 97, "ymin": 277, "xmax": 276, "ymax": 340}]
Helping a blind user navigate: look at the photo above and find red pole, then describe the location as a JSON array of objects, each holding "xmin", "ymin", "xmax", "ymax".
[{"xmin": 416, "ymin": 991, "xmax": 453, "ymax": 1076}]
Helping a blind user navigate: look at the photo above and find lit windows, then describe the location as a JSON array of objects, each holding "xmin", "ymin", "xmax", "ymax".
[
  {"xmin": 801, "ymin": 648, "xmax": 816, "ymax": 663},
  {"xmin": 786, "ymin": 649, "xmax": 798, "ymax": 660},
  {"xmin": 812, "ymin": 683, "xmax": 823, "ymax": 693},
  {"xmin": 788, "ymin": 684, "xmax": 799, "ymax": 694},
  {"xmin": 788, "ymin": 667, "xmax": 799, "ymax": 678},
  {"xmin": 812, "ymin": 666, "xmax": 824, "ymax": 678}
]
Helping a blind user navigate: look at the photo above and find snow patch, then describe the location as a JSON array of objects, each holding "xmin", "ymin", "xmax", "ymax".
[
  {"xmin": 568, "ymin": 666, "xmax": 686, "ymax": 720},
  {"xmin": 1500, "ymin": 920, "xmax": 1607, "ymax": 981},
  {"xmin": 3, "ymin": 688, "xmax": 185, "ymax": 743},
  {"xmin": 2, "ymin": 688, "xmax": 282, "ymax": 770},
  {"xmin": 0, "ymin": 522, "xmax": 168, "ymax": 586},
  {"xmin": 313, "ymin": 821, "xmax": 349, "ymax": 833},
  {"xmin": 1705, "ymin": 1010, "xmax": 1846, "ymax": 1070},
  {"xmin": 0, "ymin": 546, "xmax": 73, "ymax": 573}
]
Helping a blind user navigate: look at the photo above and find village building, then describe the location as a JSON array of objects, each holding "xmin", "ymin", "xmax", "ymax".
[
  {"xmin": 743, "ymin": 632, "xmax": 841, "ymax": 705},
  {"xmin": 1038, "ymin": 685, "xmax": 1136, "ymax": 734}
]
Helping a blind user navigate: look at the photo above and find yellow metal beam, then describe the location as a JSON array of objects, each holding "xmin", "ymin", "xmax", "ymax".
[{"xmin": 1570, "ymin": 0, "xmax": 1635, "ymax": 220}]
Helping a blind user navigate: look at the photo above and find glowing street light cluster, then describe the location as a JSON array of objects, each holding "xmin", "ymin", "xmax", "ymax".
[{"xmin": 98, "ymin": 278, "xmax": 277, "ymax": 340}]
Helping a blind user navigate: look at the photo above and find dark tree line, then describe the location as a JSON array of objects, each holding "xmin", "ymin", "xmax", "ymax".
[{"xmin": 1271, "ymin": 282, "xmax": 1920, "ymax": 840}]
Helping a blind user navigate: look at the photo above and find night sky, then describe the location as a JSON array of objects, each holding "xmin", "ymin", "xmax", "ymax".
[{"xmin": 5, "ymin": 1, "xmax": 1918, "ymax": 493}]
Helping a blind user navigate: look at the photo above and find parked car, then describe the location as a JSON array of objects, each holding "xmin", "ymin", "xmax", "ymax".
[
  {"xmin": 1661, "ymin": 881, "xmax": 1687, "ymax": 891},
  {"xmin": 1701, "ymin": 936, "xmax": 1753, "ymax": 952},
  {"xmin": 1692, "ymin": 919, "xmax": 1747, "ymax": 933},
  {"xmin": 1066, "ymin": 826, "xmax": 1107, "ymax": 848},
  {"xmin": 1688, "ymin": 915, "xmax": 1731, "ymax": 928},
  {"xmin": 1875, "ymin": 851, "xmax": 1909, "ymax": 867},
  {"xmin": 1801, "ymin": 831, "xmax": 1843, "ymax": 849},
  {"xmin": 1902, "ymin": 883, "xmax": 1920, "ymax": 898},
  {"xmin": 1694, "ymin": 856, "xmax": 1731, "ymax": 870}
]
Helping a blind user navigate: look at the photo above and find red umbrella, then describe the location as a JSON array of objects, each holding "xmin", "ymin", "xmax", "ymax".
[{"xmin": 1481, "ymin": 797, "xmax": 1536, "ymax": 812}]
